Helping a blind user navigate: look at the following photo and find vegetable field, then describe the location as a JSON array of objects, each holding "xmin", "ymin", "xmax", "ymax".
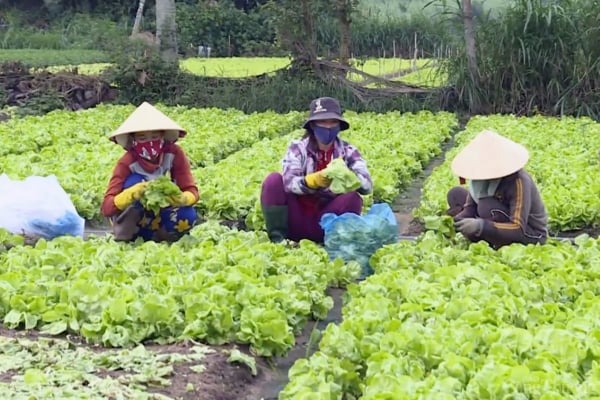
[
  {"xmin": 282, "ymin": 233, "xmax": 600, "ymax": 399},
  {"xmin": 416, "ymin": 115, "xmax": 600, "ymax": 232},
  {"xmin": 2, "ymin": 104, "xmax": 600, "ymax": 399},
  {"xmin": 4, "ymin": 50, "xmax": 444, "ymax": 86}
]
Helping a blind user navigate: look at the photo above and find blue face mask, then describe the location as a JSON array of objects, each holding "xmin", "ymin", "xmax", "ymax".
[{"xmin": 313, "ymin": 126, "xmax": 340, "ymax": 145}]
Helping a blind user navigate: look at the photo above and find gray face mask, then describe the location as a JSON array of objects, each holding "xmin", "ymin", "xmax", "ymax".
[{"xmin": 468, "ymin": 179, "xmax": 502, "ymax": 204}]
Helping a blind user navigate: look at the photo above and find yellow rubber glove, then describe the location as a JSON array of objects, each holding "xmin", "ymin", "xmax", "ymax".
[
  {"xmin": 113, "ymin": 182, "xmax": 148, "ymax": 210},
  {"xmin": 305, "ymin": 171, "xmax": 331, "ymax": 189},
  {"xmin": 168, "ymin": 191, "xmax": 197, "ymax": 207}
]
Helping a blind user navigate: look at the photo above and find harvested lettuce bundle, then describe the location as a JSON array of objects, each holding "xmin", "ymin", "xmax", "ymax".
[
  {"xmin": 323, "ymin": 158, "xmax": 361, "ymax": 194},
  {"xmin": 141, "ymin": 176, "xmax": 182, "ymax": 214},
  {"xmin": 320, "ymin": 203, "xmax": 399, "ymax": 279}
]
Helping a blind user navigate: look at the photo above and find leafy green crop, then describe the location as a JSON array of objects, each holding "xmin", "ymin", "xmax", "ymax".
[
  {"xmin": 0, "ymin": 104, "xmax": 302, "ymax": 221},
  {"xmin": 243, "ymin": 111, "xmax": 456, "ymax": 229},
  {"xmin": 0, "ymin": 221, "xmax": 359, "ymax": 356},
  {"xmin": 322, "ymin": 158, "xmax": 361, "ymax": 194},
  {"xmin": 140, "ymin": 176, "xmax": 181, "ymax": 214},
  {"xmin": 416, "ymin": 114, "xmax": 600, "ymax": 232},
  {"xmin": 281, "ymin": 234, "xmax": 600, "ymax": 398},
  {"xmin": 0, "ymin": 228, "xmax": 25, "ymax": 252},
  {"xmin": 0, "ymin": 336, "xmax": 212, "ymax": 398}
]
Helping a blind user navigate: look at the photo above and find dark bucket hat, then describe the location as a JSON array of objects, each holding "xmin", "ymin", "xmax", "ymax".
[{"xmin": 302, "ymin": 97, "xmax": 349, "ymax": 131}]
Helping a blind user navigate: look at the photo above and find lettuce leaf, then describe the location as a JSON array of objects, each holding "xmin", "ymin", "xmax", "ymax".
[
  {"xmin": 322, "ymin": 158, "xmax": 361, "ymax": 194},
  {"xmin": 140, "ymin": 176, "xmax": 181, "ymax": 214}
]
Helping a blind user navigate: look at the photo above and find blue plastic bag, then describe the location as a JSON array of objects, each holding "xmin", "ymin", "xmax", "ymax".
[{"xmin": 320, "ymin": 203, "xmax": 399, "ymax": 279}]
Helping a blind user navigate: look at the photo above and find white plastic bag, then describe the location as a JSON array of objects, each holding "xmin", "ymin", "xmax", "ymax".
[{"xmin": 0, "ymin": 174, "xmax": 85, "ymax": 239}]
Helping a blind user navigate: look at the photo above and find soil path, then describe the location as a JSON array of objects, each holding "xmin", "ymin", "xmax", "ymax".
[{"xmin": 392, "ymin": 117, "xmax": 466, "ymax": 237}]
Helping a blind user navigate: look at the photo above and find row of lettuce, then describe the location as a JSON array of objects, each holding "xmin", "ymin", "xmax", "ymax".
[
  {"xmin": 281, "ymin": 233, "xmax": 600, "ymax": 399},
  {"xmin": 3, "ymin": 106, "xmax": 600, "ymax": 398},
  {"xmin": 0, "ymin": 104, "xmax": 455, "ymax": 225},
  {"xmin": 0, "ymin": 222, "xmax": 361, "ymax": 397},
  {"xmin": 3, "ymin": 105, "xmax": 600, "ymax": 232},
  {"xmin": 0, "ymin": 222, "xmax": 358, "ymax": 356}
]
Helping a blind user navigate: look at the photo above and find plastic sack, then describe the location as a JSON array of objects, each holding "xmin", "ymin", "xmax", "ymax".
[
  {"xmin": 320, "ymin": 203, "xmax": 399, "ymax": 279},
  {"xmin": 0, "ymin": 174, "xmax": 85, "ymax": 240}
]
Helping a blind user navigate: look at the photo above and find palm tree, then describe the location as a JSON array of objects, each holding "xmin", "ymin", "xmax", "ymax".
[
  {"xmin": 156, "ymin": 0, "xmax": 178, "ymax": 64},
  {"xmin": 131, "ymin": 0, "xmax": 146, "ymax": 36}
]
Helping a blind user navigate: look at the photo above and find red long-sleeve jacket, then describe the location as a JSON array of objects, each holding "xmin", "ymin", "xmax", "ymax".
[{"xmin": 101, "ymin": 143, "xmax": 198, "ymax": 218}]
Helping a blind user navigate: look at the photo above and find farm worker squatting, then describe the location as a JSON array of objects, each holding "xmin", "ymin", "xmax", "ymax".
[
  {"xmin": 446, "ymin": 130, "xmax": 548, "ymax": 248},
  {"xmin": 260, "ymin": 96, "xmax": 373, "ymax": 243},
  {"xmin": 101, "ymin": 102, "xmax": 199, "ymax": 242}
]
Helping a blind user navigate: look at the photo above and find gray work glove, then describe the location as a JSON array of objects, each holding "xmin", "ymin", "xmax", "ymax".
[{"xmin": 454, "ymin": 218, "xmax": 484, "ymax": 237}]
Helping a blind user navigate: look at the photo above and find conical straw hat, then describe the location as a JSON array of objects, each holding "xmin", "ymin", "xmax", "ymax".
[
  {"xmin": 109, "ymin": 102, "xmax": 186, "ymax": 148},
  {"xmin": 451, "ymin": 130, "xmax": 529, "ymax": 180}
]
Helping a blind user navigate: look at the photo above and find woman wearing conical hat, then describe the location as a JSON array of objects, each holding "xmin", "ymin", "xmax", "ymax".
[
  {"xmin": 446, "ymin": 130, "xmax": 548, "ymax": 248},
  {"xmin": 101, "ymin": 102, "xmax": 199, "ymax": 242}
]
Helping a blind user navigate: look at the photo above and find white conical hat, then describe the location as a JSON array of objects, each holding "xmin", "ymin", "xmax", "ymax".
[
  {"xmin": 109, "ymin": 102, "xmax": 186, "ymax": 148},
  {"xmin": 451, "ymin": 130, "xmax": 529, "ymax": 180}
]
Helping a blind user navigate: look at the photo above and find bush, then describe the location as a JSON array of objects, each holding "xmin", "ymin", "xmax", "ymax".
[{"xmin": 446, "ymin": 0, "xmax": 600, "ymax": 118}]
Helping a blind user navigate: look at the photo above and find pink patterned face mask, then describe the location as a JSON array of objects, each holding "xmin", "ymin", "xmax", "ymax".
[{"xmin": 132, "ymin": 138, "xmax": 164, "ymax": 160}]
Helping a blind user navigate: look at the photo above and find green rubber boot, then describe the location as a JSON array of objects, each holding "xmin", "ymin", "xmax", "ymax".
[{"xmin": 261, "ymin": 205, "xmax": 288, "ymax": 243}]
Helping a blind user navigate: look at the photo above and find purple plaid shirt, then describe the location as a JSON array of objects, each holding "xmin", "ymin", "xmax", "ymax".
[{"xmin": 282, "ymin": 136, "xmax": 373, "ymax": 195}]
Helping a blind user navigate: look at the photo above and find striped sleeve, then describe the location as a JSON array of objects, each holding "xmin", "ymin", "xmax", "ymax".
[{"xmin": 282, "ymin": 141, "xmax": 315, "ymax": 195}]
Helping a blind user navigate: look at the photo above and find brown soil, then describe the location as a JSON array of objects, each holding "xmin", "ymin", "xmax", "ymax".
[{"xmin": 392, "ymin": 131, "xmax": 458, "ymax": 237}]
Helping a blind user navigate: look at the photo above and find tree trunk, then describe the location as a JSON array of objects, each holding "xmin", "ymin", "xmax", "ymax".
[
  {"xmin": 131, "ymin": 0, "xmax": 146, "ymax": 36},
  {"xmin": 336, "ymin": 0, "xmax": 352, "ymax": 65},
  {"xmin": 462, "ymin": 0, "xmax": 481, "ymax": 111},
  {"xmin": 156, "ymin": 0, "xmax": 178, "ymax": 64},
  {"xmin": 299, "ymin": 0, "xmax": 317, "ymax": 65}
]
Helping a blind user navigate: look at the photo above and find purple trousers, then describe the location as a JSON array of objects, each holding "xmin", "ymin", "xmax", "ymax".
[{"xmin": 261, "ymin": 172, "xmax": 363, "ymax": 243}]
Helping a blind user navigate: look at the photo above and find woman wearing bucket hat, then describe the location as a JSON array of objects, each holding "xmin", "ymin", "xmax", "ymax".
[
  {"xmin": 260, "ymin": 96, "xmax": 373, "ymax": 243},
  {"xmin": 101, "ymin": 102, "xmax": 199, "ymax": 242},
  {"xmin": 446, "ymin": 130, "xmax": 548, "ymax": 248}
]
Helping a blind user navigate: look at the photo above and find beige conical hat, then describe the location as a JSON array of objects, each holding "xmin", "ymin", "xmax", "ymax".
[
  {"xmin": 451, "ymin": 130, "xmax": 529, "ymax": 180},
  {"xmin": 109, "ymin": 102, "xmax": 186, "ymax": 148}
]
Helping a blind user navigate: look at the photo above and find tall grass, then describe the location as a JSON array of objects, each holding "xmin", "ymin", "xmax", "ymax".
[
  {"xmin": 446, "ymin": 0, "xmax": 600, "ymax": 118},
  {"xmin": 0, "ymin": 49, "xmax": 109, "ymax": 66},
  {"xmin": 0, "ymin": 13, "xmax": 128, "ymax": 51}
]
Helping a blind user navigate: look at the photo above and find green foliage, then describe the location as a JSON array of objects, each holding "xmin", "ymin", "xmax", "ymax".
[
  {"xmin": 177, "ymin": 1, "xmax": 278, "ymax": 57},
  {"xmin": 416, "ymin": 114, "xmax": 600, "ymax": 232},
  {"xmin": 141, "ymin": 176, "xmax": 182, "ymax": 214},
  {"xmin": 322, "ymin": 158, "xmax": 361, "ymax": 194},
  {"xmin": 0, "ymin": 49, "xmax": 108, "ymax": 66},
  {"xmin": 0, "ymin": 13, "xmax": 128, "ymax": 50},
  {"xmin": 446, "ymin": 0, "xmax": 600, "ymax": 118},
  {"xmin": 327, "ymin": 12, "xmax": 455, "ymax": 58},
  {"xmin": 0, "ymin": 336, "xmax": 214, "ymax": 397},
  {"xmin": 12, "ymin": 89, "xmax": 65, "ymax": 118},
  {"xmin": 0, "ymin": 222, "xmax": 358, "ymax": 355},
  {"xmin": 103, "ymin": 39, "xmax": 182, "ymax": 105},
  {"xmin": 281, "ymin": 233, "xmax": 600, "ymax": 398},
  {"xmin": 0, "ymin": 228, "xmax": 24, "ymax": 252}
]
